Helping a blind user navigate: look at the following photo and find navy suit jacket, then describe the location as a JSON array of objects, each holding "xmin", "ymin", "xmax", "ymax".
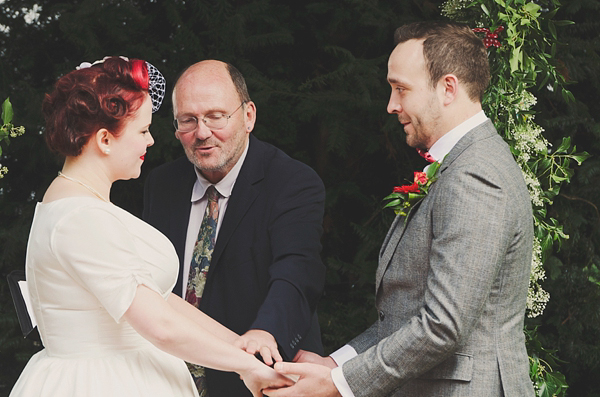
[{"xmin": 143, "ymin": 134, "xmax": 326, "ymax": 397}]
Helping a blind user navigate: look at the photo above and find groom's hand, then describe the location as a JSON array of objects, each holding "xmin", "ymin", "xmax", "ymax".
[
  {"xmin": 236, "ymin": 329, "xmax": 282, "ymax": 366},
  {"xmin": 263, "ymin": 362, "xmax": 341, "ymax": 397},
  {"xmin": 294, "ymin": 350, "xmax": 337, "ymax": 369}
]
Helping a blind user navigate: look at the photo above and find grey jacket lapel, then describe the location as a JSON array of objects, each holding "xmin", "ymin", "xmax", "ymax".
[{"xmin": 376, "ymin": 199, "xmax": 423, "ymax": 292}]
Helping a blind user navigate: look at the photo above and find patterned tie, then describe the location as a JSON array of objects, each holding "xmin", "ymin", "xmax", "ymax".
[
  {"xmin": 185, "ymin": 185, "xmax": 219, "ymax": 396},
  {"xmin": 416, "ymin": 148, "xmax": 435, "ymax": 163}
]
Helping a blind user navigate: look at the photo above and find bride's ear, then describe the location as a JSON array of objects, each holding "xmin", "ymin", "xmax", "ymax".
[{"xmin": 94, "ymin": 128, "xmax": 112, "ymax": 155}]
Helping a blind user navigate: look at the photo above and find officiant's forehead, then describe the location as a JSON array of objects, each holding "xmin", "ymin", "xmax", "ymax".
[{"xmin": 172, "ymin": 61, "xmax": 238, "ymax": 114}]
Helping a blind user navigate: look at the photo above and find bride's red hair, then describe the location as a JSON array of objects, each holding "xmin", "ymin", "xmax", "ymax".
[{"xmin": 43, "ymin": 57, "xmax": 150, "ymax": 156}]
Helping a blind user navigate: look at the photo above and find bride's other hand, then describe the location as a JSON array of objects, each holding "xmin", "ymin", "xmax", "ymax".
[
  {"xmin": 241, "ymin": 362, "xmax": 294, "ymax": 397},
  {"xmin": 263, "ymin": 362, "xmax": 340, "ymax": 397}
]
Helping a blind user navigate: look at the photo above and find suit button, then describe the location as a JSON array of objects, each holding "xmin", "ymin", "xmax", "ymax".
[{"xmin": 379, "ymin": 310, "xmax": 385, "ymax": 321}]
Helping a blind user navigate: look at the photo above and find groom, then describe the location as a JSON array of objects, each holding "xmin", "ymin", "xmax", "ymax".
[{"xmin": 266, "ymin": 21, "xmax": 535, "ymax": 397}]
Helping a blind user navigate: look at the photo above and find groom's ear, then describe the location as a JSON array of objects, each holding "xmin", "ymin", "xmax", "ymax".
[{"xmin": 439, "ymin": 74, "xmax": 459, "ymax": 105}]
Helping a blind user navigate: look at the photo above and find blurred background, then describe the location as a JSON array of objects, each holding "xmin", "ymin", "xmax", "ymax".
[{"xmin": 1, "ymin": 0, "xmax": 599, "ymax": 395}]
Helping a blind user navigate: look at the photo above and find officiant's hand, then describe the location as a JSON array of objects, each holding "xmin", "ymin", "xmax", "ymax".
[
  {"xmin": 293, "ymin": 349, "xmax": 337, "ymax": 368},
  {"xmin": 263, "ymin": 362, "xmax": 341, "ymax": 397},
  {"xmin": 235, "ymin": 329, "xmax": 282, "ymax": 366}
]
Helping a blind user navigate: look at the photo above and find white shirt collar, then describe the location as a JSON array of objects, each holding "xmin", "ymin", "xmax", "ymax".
[
  {"xmin": 428, "ymin": 110, "xmax": 488, "ymax": 163},
  {"xmin": 191, "ymin": 139, "xmax": 250, "ymax": 202}
]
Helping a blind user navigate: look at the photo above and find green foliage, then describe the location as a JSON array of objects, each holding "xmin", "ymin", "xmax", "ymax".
[
  {"xmin": 530, "ymin": 0, "xmax": 600, "ymax": 394},
  {"xmin": 0, "ymin": 98, "xmax": 25, "ymax": 171},
  {"xmin": 527, "ymin": 326, "xmax": 569, "ymax": 396}
]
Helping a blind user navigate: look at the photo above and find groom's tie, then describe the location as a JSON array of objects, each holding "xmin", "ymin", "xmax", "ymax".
[
  {"xmin": 416, "ymin": 148, "xmax": 435, "ymax": 163},
  {"xmin": 185, "ymin": 185, "xmax": 220, "ymax": 396}
]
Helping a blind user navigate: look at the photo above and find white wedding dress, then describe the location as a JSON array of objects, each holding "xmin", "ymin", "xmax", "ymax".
[{"xmin": 10, "ymin": 197, "xmax": 199, "ymax": 397}]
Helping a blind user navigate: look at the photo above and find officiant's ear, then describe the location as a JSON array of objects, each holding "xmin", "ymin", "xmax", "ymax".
[
  {"xmin": 439, "ymin": 74, "xmax": 459, "ymax": 105},
  {"xmin": 242, "ymin": 100, "xmax": 256, "ymax": 134},
  {"xmin": 94, "ymin": 128, "xmax": 112, "ymax": 155}
]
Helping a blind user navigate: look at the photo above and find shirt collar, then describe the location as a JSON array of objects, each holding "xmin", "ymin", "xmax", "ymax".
[
  {"xmin": 191, "ymin": 140, "xmax": 249, "ymax": 202},
  {"xmin": 428, "ymin": 110, "xmax": 488, "ymax": 163}
]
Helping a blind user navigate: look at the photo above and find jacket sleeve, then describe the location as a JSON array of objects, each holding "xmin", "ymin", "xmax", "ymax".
[{"xmin": 250, "ymin": 165, "xmax": 326, "ymax": 360}]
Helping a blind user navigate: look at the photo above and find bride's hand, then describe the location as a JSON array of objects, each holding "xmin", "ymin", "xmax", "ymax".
[{"xmin": 241, "ymin": 362, "xmax": 294, "ymax": 397}]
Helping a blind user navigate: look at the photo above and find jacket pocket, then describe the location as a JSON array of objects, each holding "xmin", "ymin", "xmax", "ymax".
[{"xmin": 417, "ymin": 352, "xmax": 473, "ymax": 381}]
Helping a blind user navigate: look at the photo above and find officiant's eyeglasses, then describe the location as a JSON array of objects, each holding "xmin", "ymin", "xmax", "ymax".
[{"xmin": 173, "ymin": 101, "xmax": 247, "ymax": 133}]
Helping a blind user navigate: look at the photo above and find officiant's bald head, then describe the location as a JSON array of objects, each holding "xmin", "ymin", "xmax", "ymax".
[{"xmin": 172, "ymin": 60, "xmax": 251, "ymax": 114}]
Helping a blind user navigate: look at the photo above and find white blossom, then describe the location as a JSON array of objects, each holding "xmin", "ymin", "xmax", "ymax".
[
  {"xmin": 440, "ymin": 0, "xmax": 471, "ymax": 18},
  {"xmin": 521, "ymin": 169, "xmax": 544, "ymax": 207},
  {"xmin": 23, "ymin": 4, "xmax": 42, "ymax": 25},
  {"xmin": 527, "ymin": 237, "xmax": 550, "ymax": 318},
  {"xmin": 515, "ymin": 91, "xmax": 537, "ymax": 112}
]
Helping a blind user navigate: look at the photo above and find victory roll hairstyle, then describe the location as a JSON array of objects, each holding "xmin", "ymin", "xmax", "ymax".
[{"xmin": 42, "ymin": 57, "xmax": 150, "ymax": 156}]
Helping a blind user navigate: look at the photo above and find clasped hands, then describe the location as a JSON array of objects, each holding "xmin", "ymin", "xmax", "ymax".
[{"xmin": 236, "ymin": 331, "xmax": 340, "ymax": 397}]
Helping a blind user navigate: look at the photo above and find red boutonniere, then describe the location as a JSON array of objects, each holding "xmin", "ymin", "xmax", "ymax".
[{"xmin": 384, "ymin": 161, "xmax": 441, "ymax": 216}]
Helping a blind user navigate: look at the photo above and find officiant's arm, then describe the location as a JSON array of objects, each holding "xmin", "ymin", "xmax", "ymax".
[
  {"xmin": 167, "ymin": 292, "xmax": 240, "ymax": 345},
  {"xmin": 250, "ymin": 167, "xmax": 326, "ymax": 362}
]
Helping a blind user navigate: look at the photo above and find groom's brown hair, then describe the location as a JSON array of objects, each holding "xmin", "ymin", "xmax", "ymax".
[{"xmin": 394, "ymin": 21, "xmax": 490, "ymax": 103}]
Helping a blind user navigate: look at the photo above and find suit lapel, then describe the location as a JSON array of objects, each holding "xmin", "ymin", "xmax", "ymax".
[
  {"xmin": 378, "ymin": 214, "xmax": 404, "ymax": 259},
  {"xmin": 376, "ymin": 199, "xmax": 423, "ymax": 293},
  {"xmin": 210, "ymin": 135, "xmax": 264, "ymax": 272}
]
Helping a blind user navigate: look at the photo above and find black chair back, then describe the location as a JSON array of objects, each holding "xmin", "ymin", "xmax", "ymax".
[{"xmin": 7, "ymin": 270, "xmax": 40, "ymax": 341}]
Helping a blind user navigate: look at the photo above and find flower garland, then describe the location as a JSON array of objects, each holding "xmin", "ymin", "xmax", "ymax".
[{"xmin": 436, "ymin": 0, "xmax": 584, "ymax": 394}]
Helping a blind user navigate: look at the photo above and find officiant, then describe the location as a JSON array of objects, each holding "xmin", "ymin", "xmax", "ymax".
[{"xmin": 143, "ymin": 60, "xmax": 326, "ymax": 397}]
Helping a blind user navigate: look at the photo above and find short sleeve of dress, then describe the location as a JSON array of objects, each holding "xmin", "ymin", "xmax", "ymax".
[{"xmin": 51, "ymin": 204, "xmax": 163, "ymax": 323}]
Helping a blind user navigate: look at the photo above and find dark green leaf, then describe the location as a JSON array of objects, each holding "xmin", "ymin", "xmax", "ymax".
[
  {"xmin": 556, "ymin": 137, "xmax": 571, "ymax": 153},
  {"xmin": 2, "ymin": 98, "xmax": 14, "ymax": 125}
]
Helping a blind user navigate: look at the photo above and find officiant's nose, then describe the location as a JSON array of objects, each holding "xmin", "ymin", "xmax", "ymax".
[{"xmin": 194, "ymin": 121, "xmax": 213, "ymax": 140}]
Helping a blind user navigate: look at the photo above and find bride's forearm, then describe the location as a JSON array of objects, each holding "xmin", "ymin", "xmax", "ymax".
[
  {"xmin": 124, "ymin": 285, "xmax": 253, "ymax": 372},
  {"xmin": 167, "ymin": 292, "xmax": 240, "ymax": 344}
]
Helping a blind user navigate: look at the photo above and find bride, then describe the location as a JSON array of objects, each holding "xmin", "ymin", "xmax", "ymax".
[{"xmin": 9, "ymin": 56, "xmax": 291, "ymax": 397}]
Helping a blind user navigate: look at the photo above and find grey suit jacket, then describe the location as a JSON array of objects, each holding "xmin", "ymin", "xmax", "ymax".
[{"xmin": 343, "ymin": 120, "xmax": 535, "ymax": 396}]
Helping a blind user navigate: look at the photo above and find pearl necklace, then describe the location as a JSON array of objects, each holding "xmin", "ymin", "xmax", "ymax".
[{"xmin": 57, "ymin": 172, "xmax": 110, "ymax": 203}]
